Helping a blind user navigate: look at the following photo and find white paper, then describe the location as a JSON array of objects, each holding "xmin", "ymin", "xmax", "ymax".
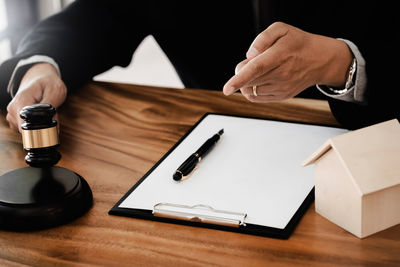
[{"xmin": 119, "ymin": 115, "xmax": 347, "ymax": 229}]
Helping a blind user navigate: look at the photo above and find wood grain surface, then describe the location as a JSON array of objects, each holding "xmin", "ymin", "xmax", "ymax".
[{"xmin": 0, "ymin": 82, "xmax": 399, "ymax": 266}]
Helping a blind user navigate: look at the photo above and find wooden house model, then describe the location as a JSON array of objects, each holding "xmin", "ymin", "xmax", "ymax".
[{"xmin": 303, "ymin": 119, "xmax": 400, "ymax": 238}]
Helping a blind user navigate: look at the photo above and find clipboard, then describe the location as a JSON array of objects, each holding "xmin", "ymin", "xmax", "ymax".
[{"xmin": 109, "ymin": 113, "xmax": 347, "ymax": 239}]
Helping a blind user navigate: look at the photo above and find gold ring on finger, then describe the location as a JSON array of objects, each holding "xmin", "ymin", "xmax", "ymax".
[{"xmin": 252, "ymin": 85, "xmax": 258, "ymax": 96}]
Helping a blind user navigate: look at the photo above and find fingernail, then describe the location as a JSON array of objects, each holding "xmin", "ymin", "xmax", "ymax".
[
  {"xmin": 246, "ymin": 47, "xmax": 259, "ymax": 59},
  {"xmin": 224, "ymin": 86, "xmax": 236, "ymax": 95},
  {"xmin": 234, "ymin": 65, "xmax": 240, "ymax": 75}
]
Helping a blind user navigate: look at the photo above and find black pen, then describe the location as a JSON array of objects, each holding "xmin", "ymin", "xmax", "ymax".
[{"xmin": 173, "ymin": 129, "xmax": 224, "ymax": 181}]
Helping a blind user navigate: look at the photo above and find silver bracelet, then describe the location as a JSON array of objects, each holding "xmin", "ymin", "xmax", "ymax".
[{"xmin": 326, "ymin": 58, "xmax": 356, "ymax": 94}]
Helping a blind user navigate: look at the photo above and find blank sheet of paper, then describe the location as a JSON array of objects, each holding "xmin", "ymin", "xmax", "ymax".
[{"xmin": 119, "ymin": 114, "xmax": 347, "ymax": 229}]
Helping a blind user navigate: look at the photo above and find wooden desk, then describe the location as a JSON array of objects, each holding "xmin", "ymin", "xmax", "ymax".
[{"xmin": 1, "ymin": 82, "xmax": 399, "ymax": 266}]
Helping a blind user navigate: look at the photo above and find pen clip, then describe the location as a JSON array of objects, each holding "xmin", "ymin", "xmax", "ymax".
[{"xmin": 181, "ymin": 165, "xmax": 199, "ymax": 181}]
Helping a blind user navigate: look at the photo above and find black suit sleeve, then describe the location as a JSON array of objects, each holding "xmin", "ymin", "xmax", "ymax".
[
  {"xmin": 327, "ymin": 3, "xmax": 399, "ymax": 130},
  {"xmin": 0, "ymin": 0, "xmax": 148, "ymax": 110}
]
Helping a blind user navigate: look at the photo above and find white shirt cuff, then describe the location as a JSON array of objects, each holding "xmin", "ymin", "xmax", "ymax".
[{"xmin": 7, "ymin": 55, "xmax": 61, "ymax": 97}]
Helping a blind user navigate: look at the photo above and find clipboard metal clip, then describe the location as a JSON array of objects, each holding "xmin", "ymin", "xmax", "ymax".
[{"xmin": 153, "ymin": 203, "xmax": 247, "ymax": 227}]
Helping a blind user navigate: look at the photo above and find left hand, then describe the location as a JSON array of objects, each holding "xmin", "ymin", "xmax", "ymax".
[{"xmin": 223, "ymin": 22, "xmax": 353, "ymax": 102}]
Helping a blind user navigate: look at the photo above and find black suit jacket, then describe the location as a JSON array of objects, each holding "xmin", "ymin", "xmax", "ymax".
[{"xmin": 0, "ymin": 0, "xmax": 398, "ymax": 129}]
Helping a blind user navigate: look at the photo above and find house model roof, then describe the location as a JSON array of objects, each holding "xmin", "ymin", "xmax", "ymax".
[{"xmin": 303, "ymin": 119, "xmax": 400, "ymax": 195}]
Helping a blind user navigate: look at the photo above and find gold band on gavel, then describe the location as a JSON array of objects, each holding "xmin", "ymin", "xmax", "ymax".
[{"xmin": 21, "ymin": 126, "xmax": 59, "ymax": 149}]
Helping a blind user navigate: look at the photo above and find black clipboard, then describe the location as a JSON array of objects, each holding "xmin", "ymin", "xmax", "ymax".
[{"xmin": 109, "ymin": 113, "xmax": 345, "ymax": 239}]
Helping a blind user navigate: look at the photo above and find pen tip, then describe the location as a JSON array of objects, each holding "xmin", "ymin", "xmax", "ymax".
[{"xmin": 218, "ymin": 129, "xmax": 224, "ymax": 135}]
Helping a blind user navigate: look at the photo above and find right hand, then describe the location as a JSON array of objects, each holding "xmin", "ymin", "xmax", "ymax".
[
  {"xmin": 6, "ymin": 63, "xmax": 67, "ymax": 132},
  {"xmin": 223, "ymin": 22, "xmax": 353, "ymax": 103}
]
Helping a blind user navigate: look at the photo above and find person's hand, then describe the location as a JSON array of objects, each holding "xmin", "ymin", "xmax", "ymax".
[
  {"xmin": 6, "ymin": 63, "xmax": 67, "ymax": 132},
  {"xmin": 223, "ymin": 22, "xmax": 353, "ymax": 102}
]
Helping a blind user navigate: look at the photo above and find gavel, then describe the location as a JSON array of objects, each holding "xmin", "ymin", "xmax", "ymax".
[
  {"xmin": 20, "ymin": 103, "xmax": 61, "ymax": 167},
  {"xmin": 0, "ymin": 104, "xmax": 93, "ymax": 231}
]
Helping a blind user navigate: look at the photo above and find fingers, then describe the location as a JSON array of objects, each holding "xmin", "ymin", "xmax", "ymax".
[
  {"xmin": 7, "ymin": 81, "xmax": 66, "ymax": 133},
  {"xmin": 5, "ymin": 63, "xmax": 67, "ymax": 133},
  {"xmin": 245, "ymin": 95, "xmax": 281, "ymax": 103},
  {"xmin": 6, "ymin": 88, "xmax": 41, "ymax": 132},
  {"xmin": 239, "ymin": 85, "xmax": 289, "ymax": 103},
  {"xmin": 223, "ymin": 46, "xmax": 280, "ymax": 95},
  {"xmin": 40, "ymin": 82, "xmax": 66, "ymax": 134},
  {"xmin": 223, "ymin": 23, "xmax": 290, "ymax": 96},
  {"xmin": 240, "ymin": 84, "xmax": 280, "ymax": 98},
  {"xmin": 223, "ymin": 22, "xmax": 327, "ymax": 104},
  {"xmin": 235, "ymin": 58, "xmax": 251, "ymax": 75},
  {"xmin": 6, "ymin": 112, "xmax": 19, "ymax": 132},
  {"xmin": 246, "ymin": 22, "xmax": 289, "ymax": 59},
  {"xmin": 39, "ymin": 80, "xmax": 67, "ymax": 108}
]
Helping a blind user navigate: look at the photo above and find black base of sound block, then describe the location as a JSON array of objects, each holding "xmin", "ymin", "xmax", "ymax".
[{"xmin": 0, "ymin": 166, "xmax": 93, "ymax": 231}]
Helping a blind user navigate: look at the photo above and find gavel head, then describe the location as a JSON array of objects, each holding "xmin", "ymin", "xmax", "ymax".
[{"xmin": 20, "ymin": 104, "xmax": 61, "ymax": 167}]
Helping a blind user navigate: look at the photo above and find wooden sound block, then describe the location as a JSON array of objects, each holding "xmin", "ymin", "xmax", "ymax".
[{"xmin": 0, "ymin": 166, "xmax": 93, "ymax": 231}]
